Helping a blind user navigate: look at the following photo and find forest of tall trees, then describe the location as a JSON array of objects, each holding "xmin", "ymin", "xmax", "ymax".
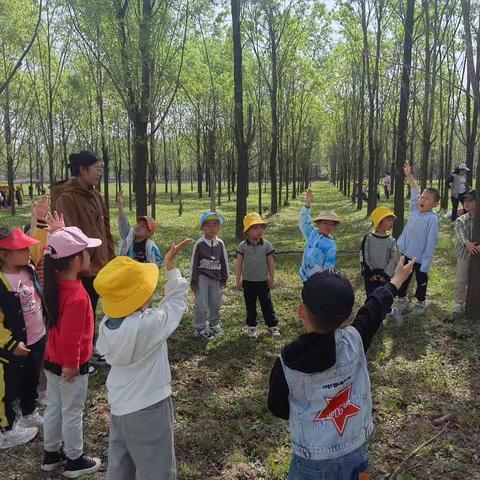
[{"xmin": 2, "ymin": 0, "xmax": 480, "ymax": 242}]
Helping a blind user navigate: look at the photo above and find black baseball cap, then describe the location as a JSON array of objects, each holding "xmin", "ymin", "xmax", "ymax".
[
  {"xmin": 302, "ymin": 270, "xmax": 355, "ymax": 318},
  {"xmin": 464, "ymin": 190, "xmax": 476, "ymax": 200}
]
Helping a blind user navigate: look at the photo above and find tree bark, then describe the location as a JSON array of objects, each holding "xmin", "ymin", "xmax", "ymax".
[{"xmin": 393, "ymin": 0, "xmax": 416, "ymax": 238}]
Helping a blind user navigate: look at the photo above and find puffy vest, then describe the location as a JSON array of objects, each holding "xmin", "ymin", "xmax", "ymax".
[{"xmin": 281, "ymin": 327, "xmax": 373, "ymax": 460}]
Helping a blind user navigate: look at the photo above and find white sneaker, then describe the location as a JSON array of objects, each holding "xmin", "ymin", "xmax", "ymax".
[
  {"xmin": 194, "ymin": 327, "xmax": 214, "ymax": 340},
  {"xmin": 0, "ymin": 423, "xmax": 38, "ymax": 449},
  {"xmin": 247, "ymin": 326, "xmax": 257, "ymax": 338},
  {"xmin": 410, "ymin": 301, "xmax": 427, "ymax": 316},
  {"xmin": 17, "ymin": 409, "xmax": 43, "ymax": 428},
  {"xmin": 269, "ymin": 326, "xmax": 281, "ymax": 337}
]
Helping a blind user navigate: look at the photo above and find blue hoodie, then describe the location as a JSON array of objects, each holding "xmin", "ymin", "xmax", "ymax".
[{"xmin": 299, "ymin": 206, "xmax": 336, "ymax": 281}]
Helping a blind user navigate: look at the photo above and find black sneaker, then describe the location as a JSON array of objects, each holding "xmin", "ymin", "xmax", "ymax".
[
  {"xmin": 63, "ymin": 454, "xmax": 101, "ymax": 478},
  {"xmin": 41, "ymin": 448, "xmax": 66, "ymax": 472},
  {"xmin": 91, "ymin": 352, "xmax": 106, "ymax": 365}
]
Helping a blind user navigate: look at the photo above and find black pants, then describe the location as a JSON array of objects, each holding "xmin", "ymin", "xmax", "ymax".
[
  {"xmin": 242, "ymin": 280, "xmax": 278, "ymax": 327},
  {"xmin": 4, "ymin": 335, "xmax": 46, "ymax": 429},
  {"xmin": 82, "ymin": 276, "xmax": 99, "ymax": 348},
  {"xmin": 451, "ymin": 193, "xmax": 466, "ymax": 222},
  {"xmin": 398, "ymin": 257, "xmax": 428, "ymax": 301},
  {"xmin": 364, "ymin": 277, "xmax": 385, "ymax": 297}
]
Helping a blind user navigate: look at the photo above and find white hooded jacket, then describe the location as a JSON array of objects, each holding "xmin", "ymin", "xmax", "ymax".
[{"xmin": 96, "ymin": 269, "xmax": 188, "ymax": 416}]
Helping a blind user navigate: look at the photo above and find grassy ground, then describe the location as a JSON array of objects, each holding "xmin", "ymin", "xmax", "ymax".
[{"xmin": 1, "ymin": 181, "xmax": 479, "ymax": 479}]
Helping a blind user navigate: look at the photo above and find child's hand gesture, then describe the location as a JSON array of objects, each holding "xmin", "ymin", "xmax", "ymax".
[
  {"xmin": 403, "ymin": 163, "xmax": 412, "ymax": 178},
  {"xmin": 164, "ymin": 238, "xmax": 192, "ymax": 271},
  {"xmin": 13, "ymin": 341, "xmax": 30, "ymax": 357},
  {"xmin": 466, "ymin": 241, "xmax": 480, "ymax": 256},
  {"xmin": 45, "ymin": 211, "xmax": 65, "ymax": 232},
  {"xmin": 31, "ymin": 195, "xmax": 49, "ymax": 220},
  {"xmin": 61, "ymin": 367, "xmax": 79, "ymax": 383},
  {"xmin": 305, "ymin": 189, "xmax": 314, "ymax": 207},
  {"xmin": 390, "ymin": 256, "xmax": 415, "ymax": 290}
]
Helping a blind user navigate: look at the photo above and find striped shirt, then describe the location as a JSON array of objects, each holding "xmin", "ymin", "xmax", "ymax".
[{"xmin": 453, "ymin": 213, "xmax": 474, "ymax": 260}]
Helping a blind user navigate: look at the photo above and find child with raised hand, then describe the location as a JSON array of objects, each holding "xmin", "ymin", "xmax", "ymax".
[
  {"xmin": 0, "ymin": 196, "xmax": 50, "ymax": 449},
  {"xmin": 268, "ymin": 257, "xmax": 415, "ymax": 479},
  {"xmin": 41, "ymin": 222, "xmax": 102, "ymax": 477},
  {"xmin": 393, "ymin": 164, "xmax": 440, "ymax": 325},
  {"xmin": 360, "ymin": 206, "xmax": 398, "ymax": 296},
  {"xmin": 190, "ymin": 211, "xmax": 229, "ymax": 340},
  {"xmin": 452, "ymin": 190, "xmax": 479, "ymax": 316},
  {"xmin": 299, "ymin": 188, "xmax": 340, "ymax": 281},
  {"xmin": 95, "ymin": 238, "xmax": 191, "ymax": 480},
  {"xmin": 236, "ymin": 212, "xmax": 280, "ymax": 338},
  {"xmin": 118, "ymin": 191, "xmax": 164, "ymax": 267}
]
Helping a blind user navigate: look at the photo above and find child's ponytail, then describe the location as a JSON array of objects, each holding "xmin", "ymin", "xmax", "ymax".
[{"xmin": 44, "ymin": 249, "xmax": 83, "ymax": 329}]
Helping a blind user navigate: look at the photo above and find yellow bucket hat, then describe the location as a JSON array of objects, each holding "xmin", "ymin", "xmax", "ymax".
[
  {"xmin": 370, "ymin": 206, "xmax": 396, "ymax": 229},
  {"xmin": 314, "ymin": 211, "xmax": 341, "ymax": 224},
  {"xmin": 243, "ymin": 212, "xmax": 267, "ymax": 233},
  {"xmin": 93, "ymin": 256, "xmax": 159, "ymax": 318}
]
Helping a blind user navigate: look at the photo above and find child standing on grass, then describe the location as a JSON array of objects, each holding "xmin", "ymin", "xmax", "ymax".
[
  {"xmin": 236, "ymin": 212, "xmax": 280, "ymax": 338},
  {"xmin": 118, "ymin": 191, "xmax": 164, "ymax": 267},
  {"xmin": 299, "ymin": 188, "xmax": 340, "ymax": 282},
  {"xmin": 452, "ymin": 190, "xmax": 479, "ymax": 316},
  {"xmin": 0, "ymin": 197, "xmax": 50, "ymax": 449},
  {"xmin": 42, "ymin": 224, "xmax": 102, "ymax": 478},
  {"xmin": 190, "ymin": 212, "xmax": 229, "ymax": 340},
  {"xmin": 360, "ymin": 206, "xmax": 398, "ymax": 296},
  {"xmin": 392, "ymin": 164, "xmax": 440, "ymax": 325},
  {"xmin": 95, "ymin": 239, "xmax": 191, "ymax": 480},
  {"xmin": 268, "ymin": 258, "xmax": 415, "ymax": 479}
]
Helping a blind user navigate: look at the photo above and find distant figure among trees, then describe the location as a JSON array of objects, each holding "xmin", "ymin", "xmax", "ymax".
[
  {"xmin": 448, "ymin": 163, "xmax": 470, "ymax": 221},
  {"xmin": 383, "ymin": 172, "xmax": 392, "ymax": 200}
]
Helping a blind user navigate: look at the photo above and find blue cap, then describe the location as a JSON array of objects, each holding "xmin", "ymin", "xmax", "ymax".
[{"xmin": 200, "ymin": 211, "xmax": 225, "ymax": 227}]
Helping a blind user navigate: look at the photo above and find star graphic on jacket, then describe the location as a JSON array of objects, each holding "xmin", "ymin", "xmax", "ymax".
[{"xmin": 314, "ymin": 385, "xmax": 361, "ymax": 435}]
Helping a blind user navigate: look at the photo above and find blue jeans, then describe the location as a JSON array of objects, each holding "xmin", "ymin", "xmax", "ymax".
[{"xmin": 288, "ymin": 445, "xmax": 368, "ymax": 480}]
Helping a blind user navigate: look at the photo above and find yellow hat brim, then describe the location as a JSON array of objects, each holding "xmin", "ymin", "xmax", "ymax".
[
  {"xmin": 99, "ymin": 263, "xmax": 159, "ymax": 318},
  {"xmin": 243, "ymin": 219, "xmax": 267, "ymax": 233}
]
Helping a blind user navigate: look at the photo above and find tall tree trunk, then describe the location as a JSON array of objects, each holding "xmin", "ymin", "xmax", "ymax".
[
  {"xmin": 461, "ymin": 0, "xmax": 480, "ymax": 317},
  {"xmin": 231, "ymin": 0, "xmax": 250, "ymax": 237},
  {"xmin": 3, "ymin": 85, "xmax": 15, "ymax": 215},
  {"xmin": 393, "ymin": 0, "xmax": 416, "ymax": 238},
  {"xmin": 268, "ymin": 10, "xmax": 278, "ymax": 214}
]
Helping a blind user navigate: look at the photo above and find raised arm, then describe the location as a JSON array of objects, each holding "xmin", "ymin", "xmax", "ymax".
[
  {"xmin": 353, "ymin": 256, "xmax": 415, "ymax": 351},
  {"xmin": 403, "ymin": 164, "xmax": 420, "ymax": 211},
  {"xmin": 299, "ymin": 189, "xmax": 316, "ymax": 239},
  {"xmin": 118, "ymin": 191, "xmax": 131, "ymax": 240}
]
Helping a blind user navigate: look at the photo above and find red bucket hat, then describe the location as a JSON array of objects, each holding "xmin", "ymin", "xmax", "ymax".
[{"xmin": 0, "ymin": 228, "xmax": 39, "ymax": 250}]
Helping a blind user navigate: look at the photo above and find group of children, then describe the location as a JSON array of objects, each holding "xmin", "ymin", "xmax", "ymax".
[{"xmin": 0, "ymin": 160, "xmax": 476, "ymax": 479}]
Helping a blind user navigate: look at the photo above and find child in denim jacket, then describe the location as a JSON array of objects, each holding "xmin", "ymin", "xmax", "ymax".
[{"xmin": 299, "ymin": 189, "xmax": 340, "ymax": 281}]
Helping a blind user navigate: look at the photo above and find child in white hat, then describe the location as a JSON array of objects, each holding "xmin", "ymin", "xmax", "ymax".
[{"xmin": 299, "ymin": 188, "xmax": 340, "ymax": 281}]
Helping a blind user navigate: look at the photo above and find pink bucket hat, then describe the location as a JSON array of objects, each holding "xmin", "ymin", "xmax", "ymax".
[{"xmin": 46, "ymin": 227, "xmax": 102, "ymax": 259}]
